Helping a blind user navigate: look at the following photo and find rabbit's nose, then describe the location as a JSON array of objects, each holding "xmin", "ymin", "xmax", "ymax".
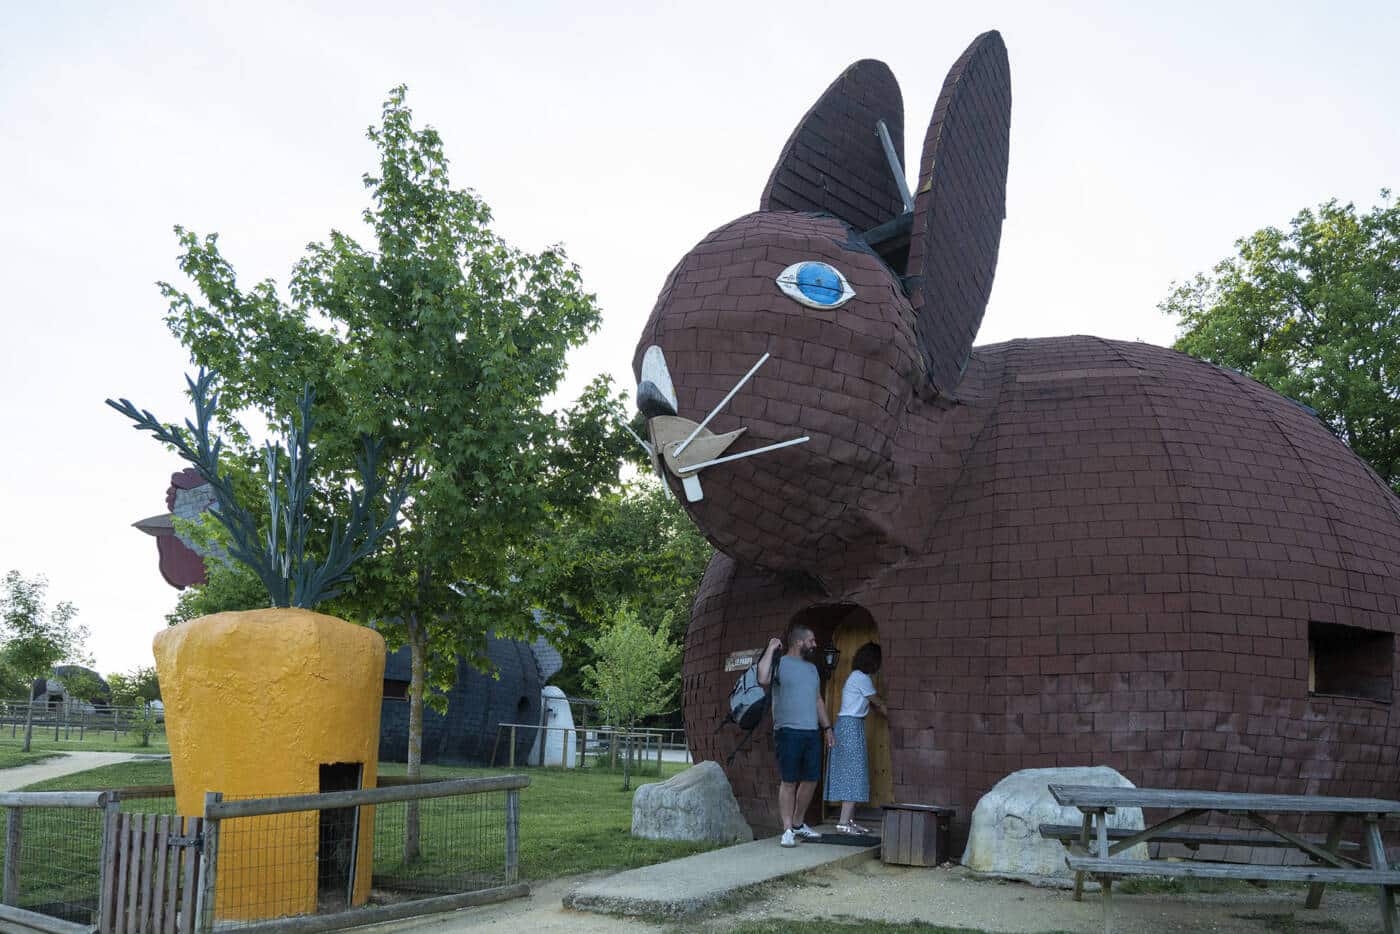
[
  {"xmin": 637, "ymin": 381, "xmax": 677, "ymax": 418},
  {"xmin": 638, "ymin": 345, "xmax": 679, "ymax": 418}
]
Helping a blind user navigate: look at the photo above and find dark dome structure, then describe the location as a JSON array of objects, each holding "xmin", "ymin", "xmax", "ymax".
[{"xmin": 378, "ymin": 632, "xmax": 545, "ymax": 766}]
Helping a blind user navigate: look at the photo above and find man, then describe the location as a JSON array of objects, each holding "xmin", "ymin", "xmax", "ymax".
[{"xmin": 757, "ymin": 622, "xmax": 835, "ymax": 847}]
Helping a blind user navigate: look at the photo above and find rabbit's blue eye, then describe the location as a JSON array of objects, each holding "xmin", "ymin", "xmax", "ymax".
[{"xmin": 776, "ymin": 261, "xmax": 855, "ymax": 309}]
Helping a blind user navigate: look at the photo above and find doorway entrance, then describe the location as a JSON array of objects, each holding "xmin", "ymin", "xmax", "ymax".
[
  {"xmin": 821, "ymin": 607, "xmax": 892, "ymax": 821},
  {"xmin": 318, "ymin": 762, "xmax": 363, "ymax": 910},
  {"xmin": 786, "ymin": 603, "xmax": 892, "ymax": 826}
]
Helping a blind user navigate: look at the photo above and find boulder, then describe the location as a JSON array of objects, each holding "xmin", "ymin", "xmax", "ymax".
[
  {"xmin": 961, "ymin": 766, "xmax": 1147, "ymax": 884},
  {"xmin": 632, "ymin": 761, "xmax": 754, "ymax": 844}
]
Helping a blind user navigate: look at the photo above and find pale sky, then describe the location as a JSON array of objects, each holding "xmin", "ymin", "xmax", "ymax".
[{"xmin": 2, "ymin": 1, "xmax": 1396, "ymax": 675}]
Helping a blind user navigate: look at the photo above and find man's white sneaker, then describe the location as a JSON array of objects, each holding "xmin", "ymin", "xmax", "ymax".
[
  {"xmin": 780, "ymin": 829, "xmax": 797, "ymax": 847},
  {"xmin": 795, "ymin": 824, "xmax": 822, "ymax": 841}
]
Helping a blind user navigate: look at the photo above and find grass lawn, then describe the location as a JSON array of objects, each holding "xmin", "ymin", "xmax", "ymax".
[
  {"xmin": 23, "ymin": 759, "xmax": 175, "ymax": 792},
  {"xmin": 379, "ymin": 759, "xmax": 718, "ymax": 879},
  {"xmin": 0, "ymin": 731, "xmax": 168, "ymax": 757},
  {"xmin": 26, "ymin": 757, "xmax": 717, "ymax": 882},
  {"xmin": 0, "ymin": 748, "xmax": 60, "ymax": 770}
]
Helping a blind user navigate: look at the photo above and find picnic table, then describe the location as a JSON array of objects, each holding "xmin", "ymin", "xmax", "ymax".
[{"xmin": 1042, "ymin": 783, "xmax": 1400, "ymax": 934}]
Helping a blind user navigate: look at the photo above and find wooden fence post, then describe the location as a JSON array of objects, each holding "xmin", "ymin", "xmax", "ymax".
[
  {"xmin": 112, "ymin": 707, "xmax": 119, "ymax": 741},
  {"xmin": 3, "ymin": 807, "xmax": 21, "ymax": 906},
  {"xmin": 508, "ymin": 725, "xmax": 517, "ymax": 768},
  {"xmin": 536, "ymin": 703, "xmax": 547, "ymax": 767},
  {"xmin": 504, "ymin": 789, "xmax": 520, "ymax": 884},
  {"xmin": 196, "ymin": 792, "xmax": 222, "ymax": 933},
  {"xmin": 97, "ymin": 796, "xmax": 121, "ymax": 927},
  {"xmin": 656, "ymin": 732, "xmax": 663, "ymax": 775}
]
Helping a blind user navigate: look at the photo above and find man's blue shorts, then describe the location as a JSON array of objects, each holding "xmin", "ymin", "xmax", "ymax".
[{"xmin": 774, "ymin": 728, "xmax": 822, "ymax": 783}]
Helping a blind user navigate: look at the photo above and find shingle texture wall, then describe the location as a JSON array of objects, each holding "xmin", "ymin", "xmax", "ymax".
[
  {"xmin": 760, "ymin": 59, "xmax": 906, "ymax": 233},
  {"xmin": 907, "ymin": 32, "xmax": 1010, "ymax": 395},
  {"xmin": 631, "ymin": 32, "xmax": 1400, "ymax": 842},
  {"xmin": 675, "ymin": 337, "xmax": 1400, "ymax": 837}
]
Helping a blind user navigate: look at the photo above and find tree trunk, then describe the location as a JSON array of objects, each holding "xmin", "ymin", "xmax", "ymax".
[
  {"xmin": 622, "ymin": 728, "xmax": 632, "ymax": 791},
  {"xmin": 404, "ymin": 615, "xmax": 425, "ymax": 863},
  {"xmin": 22, "ymin": 699, "xmax": 34, "ymax": 753}
]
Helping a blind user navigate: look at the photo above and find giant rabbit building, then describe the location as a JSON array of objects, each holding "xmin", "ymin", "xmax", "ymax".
[{"xmin": 631, "ymin": 31, "xmax": 1400, "ymax": 839}]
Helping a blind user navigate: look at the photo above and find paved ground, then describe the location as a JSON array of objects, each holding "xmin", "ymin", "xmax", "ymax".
[
  {"xmin": 565, "ymin": 828, "xmax": 878, "ymax": 917},
  {"xmin": 376, "ymin": 846, "xmax": 1388, "ymax": 933},
  {"xmin": 0, "ymin": 751, "xmax": 142, "ymax": 791}
]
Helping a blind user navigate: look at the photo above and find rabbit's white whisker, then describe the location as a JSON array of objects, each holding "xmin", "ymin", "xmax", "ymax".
[
  {"xmin": 674, "ymin": 352, "xmax": 770, "ymax": 457},
  {"xmin": 619, "ymin": 418, "xmax": 653, "ymax": 456},
  {"xmin": 677, "ymin": 435, "xmax": 810, "ymax": 473}
]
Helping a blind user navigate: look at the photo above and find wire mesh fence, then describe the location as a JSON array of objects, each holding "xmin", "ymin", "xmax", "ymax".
[
  {"xmin": 205, "ymin": 776, "xmax": 525, "ymax": 929},
  {"xmin": 370, "ymin": 793, "xmax": 510, "ymax": 896},
  {"xmin": 0, "ymin": 788, "xmax": 180, "ymax": 929},
  {"xmin": 1, "ymin": 799, "xmax": 108, "ymax": 926},
  {"xmin": 0, "ymin": 777, "xmax": 526, "ymax": 932}
]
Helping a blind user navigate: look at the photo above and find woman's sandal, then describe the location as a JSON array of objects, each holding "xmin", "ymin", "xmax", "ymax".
[{"xmin": 836, "ymin": 821, "xmax": 869, "ymax": 834}]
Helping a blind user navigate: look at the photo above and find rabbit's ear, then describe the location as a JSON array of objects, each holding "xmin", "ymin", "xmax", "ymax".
[
  {"xmin": 761, "ymin": 60, "xmax": 906, "ymax": 233},
  {"xmin": 907, "ymin": 31, "xmax": 1011, "ymax": 397}
]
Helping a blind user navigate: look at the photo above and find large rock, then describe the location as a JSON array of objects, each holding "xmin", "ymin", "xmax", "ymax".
[
  {"xmin": 632, "ymin": 761, "xmax": 754, "ymax": 844},
  {"xmin": 961, "ymin": 766, "xmax": 1147, "ymax": 884}
]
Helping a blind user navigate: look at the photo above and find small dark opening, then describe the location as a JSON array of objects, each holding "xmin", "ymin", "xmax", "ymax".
[
  {"xmin": 318, "ymin": 762, "xmax": 362, "ymax": 910},
  {"xmin": 1309, "ymin": 621, "xmax": 1394, "ymax": 703},
  {"xmin": 382, "ymin": 678, "xmax": 410, "ymax": 701}
]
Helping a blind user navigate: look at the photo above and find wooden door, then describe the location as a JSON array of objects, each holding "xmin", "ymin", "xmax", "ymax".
[{"xmin": 823, "ymin": 615, "xmax": 892, "ymax": 810}]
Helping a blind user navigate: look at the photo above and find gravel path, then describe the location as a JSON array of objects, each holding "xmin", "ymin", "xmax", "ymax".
[
  {"xmin": 0, "ymin": 751, "xmax": 142, "ymax": 791},
  {"xmin": 720, "ymin": 859, "xmax": 1383, "ymax": 933}
]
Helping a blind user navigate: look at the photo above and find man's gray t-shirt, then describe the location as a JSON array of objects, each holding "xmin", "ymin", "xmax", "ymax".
[{"xmin": 771, "ymin": 656, "xmax": 820, "ymax": 731}]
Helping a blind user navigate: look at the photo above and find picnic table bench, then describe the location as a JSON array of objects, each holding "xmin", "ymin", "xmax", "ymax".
[{"xmin": 1044, "ymin": 783, "xmax": 1400, "ymax": 934}]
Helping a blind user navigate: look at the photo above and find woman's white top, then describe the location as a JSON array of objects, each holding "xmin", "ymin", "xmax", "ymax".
[{"xmin": 837, "ymin": 670, "xmax": 877, "ymax": 718}]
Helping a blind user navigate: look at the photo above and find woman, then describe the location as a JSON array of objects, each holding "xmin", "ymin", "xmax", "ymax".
[{"xmin": 825, "ymin": 641, "xmax": 888, "ymax": 834}]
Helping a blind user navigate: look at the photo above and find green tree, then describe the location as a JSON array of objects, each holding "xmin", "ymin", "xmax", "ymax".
[
  {"xmin": 107, "ymin": 666, "xmax": 161, "ymax": 705},
  {"xmin": 161, "ymin": 87, "xmax": 629, "ymax": 852},
  {"xmin": 56, "ymin": 668, "xmax": 107, "ymax": 704},
  {"xmin": 1, "ymin": 571, "xmax": 90, "ymax": 751},
  {"xmin": 523, "ymin": 478, "xmax": 712, "ymax": 705},
  {"xmin": 1163, "ymin": 192, "xmax": 1400, "ymax": 493},
  {"xmin": 582, "ymin": 606, "xmax": 681, "ymax": 790},
  {"xmin": 164, "ymin": 561, "xmax": 268, "ymax": 625},
  {"xmin": 0, "ymin": 649, "xmax": 30, "ymax": 700},
  {"xmin": 108, "ymin": 667, "xmax": 163, "ymax": 747}
]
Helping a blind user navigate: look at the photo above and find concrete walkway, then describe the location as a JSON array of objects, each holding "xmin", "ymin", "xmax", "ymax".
[
  {"xmin": 564, "ymin": 829, "xmax": 879, "ymax": 918},
  {"xmin": 0, "ymin": 751, "xmax": 142, "ymax": 791}
]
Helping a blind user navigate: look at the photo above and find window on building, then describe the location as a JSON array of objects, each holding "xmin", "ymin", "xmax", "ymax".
[
  {"xmin": 1309, "ymin": 621, "xmax": 1394, "ymax": 703},
  {"xmin": 382, "ymin": 678, "xmax": 410, "ymax": 701}
]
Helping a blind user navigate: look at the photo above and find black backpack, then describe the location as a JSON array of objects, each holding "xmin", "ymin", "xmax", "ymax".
[{"xmin": 717, "ymin": 656, "xmax": 780, "ymax": 764}]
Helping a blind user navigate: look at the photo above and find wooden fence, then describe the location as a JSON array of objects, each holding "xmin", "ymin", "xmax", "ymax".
[
  {"xmin": 0, "ymin": 701, "xmax": 165, "ymax": 744},
  {"xmin": 489, "ymin": 722, "xmax": 690, "ymax": 772},
  {"xmin": 0, "ymin": 776, "xmax": 528, "ymax": 933}
]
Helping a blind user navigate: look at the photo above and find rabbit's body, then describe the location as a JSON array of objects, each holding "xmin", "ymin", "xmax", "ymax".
[
  {"xmin": 632, "ymin": 33, "xmax": 1400, "ymax": 837},
  {"xmin": 675, "ymin": 333, "xmax": 1400, "ymax": 831}
]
